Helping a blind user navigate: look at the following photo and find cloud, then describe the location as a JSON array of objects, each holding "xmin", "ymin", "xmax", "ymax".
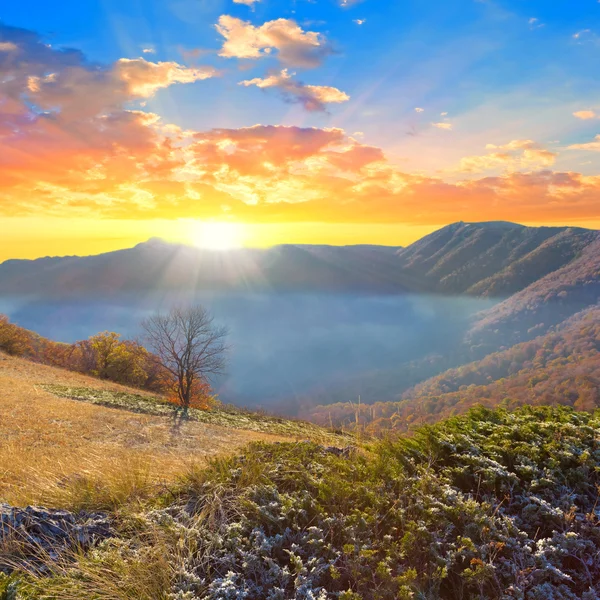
[
  {"xmin": 457, "ymin": 140, "xmax": 556, "ymax": 173},
  {"xmin": 528, "ymin": 17, "xmax": 544, "ymax": 29},
  {"xmin": 432, "ymin": 122, "xmax": 452, "ymax": 130},
  {"xmin": 142, "ymin": 47, "xmax": 155, "ymax": 54},
  {"xmin": 568, "ymin": 134, "xmax": 600, "ymax": 152},
  {"xmin": 573, "ymin": 29, "xmax": 591, "ymax": 39},
  {"xmin": 353, "ymin": 19, "xmax": 366, "ymax": 26},
  {"xmin": 573, "ymin": 110, "xmax": 597, "ymax": 120},
  {"xmin": 215, "ymin": 15, "xmax": 331, "ymax": 67},
  {"xmin": 0, "ymin": 41, "xmax": 18, "ymax": 52},
  {"xmin": 234, "ymin": 0, "xmax": 260, "ymax": 4},
  {"xmin": 2, "ymin": 23, "xmax": 600, "ymax": 228},
  {"xmin": 415, "ymin": 107, "xmax": 424, "ymax": 113},
  {"xmin": 114, "ymin": 58, "xmax": 217, "ymax": 96},
  {"xmin": 239, "ymin": 69, "xmax": 349, "ymax": 111}
]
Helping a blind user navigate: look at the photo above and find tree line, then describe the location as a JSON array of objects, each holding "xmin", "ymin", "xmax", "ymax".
[{"xmin": 0, "ymin": 306, "xmax": 228, "ymax": 416}]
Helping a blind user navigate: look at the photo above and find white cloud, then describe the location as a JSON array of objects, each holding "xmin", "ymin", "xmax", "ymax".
[
  {"xmin": 432, "ymin": 122, "xmax": 452, "ymax": 130},
  {"xmin": 415, "ymin": 107, "xmax": 424, "ymax": 113},
  {"xmin": 240, "ymin": 68, "xmax": 349, "ymax": 111},
  {"xmin": 353, "ymin": 19, "xmax": 366, "ymax": 26},
  {"xmin": 216, "ymin": 16, "xmax": 331, "ymax": 67},
  {"xmin": 573, "ymin": 29, "xmax": 591, "ymax": 39},
  {"xmin": 234, "ymin": 0, "xmax": 260, "ymax": 4}
]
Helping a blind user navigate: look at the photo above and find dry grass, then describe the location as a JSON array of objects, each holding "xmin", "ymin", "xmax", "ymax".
[{"xmin": 0, "ymin": 353, "xmax": 295, "ymax": 509}]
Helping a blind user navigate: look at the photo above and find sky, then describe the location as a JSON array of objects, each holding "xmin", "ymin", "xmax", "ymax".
[{"xmin": 1, "ymin": 0, "xmax": 600, "ymax": 260}]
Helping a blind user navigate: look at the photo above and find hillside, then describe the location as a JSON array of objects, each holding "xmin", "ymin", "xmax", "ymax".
[
  {"xmin": 0, "ymin": 352, "xmax": 345, "ymax": 508},
  {"xmin": 395, "ymin": 221, "xmax": 598, "ymax": 296},
  {"xmin": 309, "ymin": 304, "xmax": 600, "ymax": 433},
  {"xmin": 0, "ymin": 241, "xmax": 410, "ymax": 296},
  {"xmin": 3, "ymin": 406, "xmax": 600, "ymax": 599},
  {"xmin": 469, "ymin": 236, "xmax": 600, "ymax": 352}
]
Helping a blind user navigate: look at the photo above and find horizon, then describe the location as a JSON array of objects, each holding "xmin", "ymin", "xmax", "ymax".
[
  {"xmin": 3, "ymin": 218, "xmax": 599, "ymax": 262},
  {"xmin": 2, "ymin": 0, "xmax": 600, "ymax": 261}
]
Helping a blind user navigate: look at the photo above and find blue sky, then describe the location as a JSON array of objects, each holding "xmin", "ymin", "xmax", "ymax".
[
  {"xmin": 2, "ymin": 0, "xmax": 600, "ymax": 259},
  {"xmin": 4, "ymin": 0, "xmax": 600, "ymax": 175}
]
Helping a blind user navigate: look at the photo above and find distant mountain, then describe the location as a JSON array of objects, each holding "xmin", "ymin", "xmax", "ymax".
[
  {"xmin": 2, "ymin": 221, "xmax": 600, "ymax": 421},
  {"xmin": 469, "ymin": 235, "xmax": 600, "ymax": 351},
  {"xmin": 0, "ymin": 240, "xmax": 408, "ymax": 297},
  {"xmin": 395, "ymin": 221, "xmax": 598, "ymax": 296},
  {"xmin": 1, "ymin": 222, "xmax": 597, "ymax": 299}
]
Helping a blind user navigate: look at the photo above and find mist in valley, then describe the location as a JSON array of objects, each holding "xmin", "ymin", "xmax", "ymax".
[{"xmin": 0, "ymin": 292, "xmax": 497, "ymax": 412}]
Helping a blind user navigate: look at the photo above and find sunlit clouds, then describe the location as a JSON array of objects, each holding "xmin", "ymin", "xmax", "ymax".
[
  {"xmin": 573, "ymin": 110, "xmax": 597, "ymax": 120},
  {"xmin": 240, "ymin": 69, "xmax": 349, "ymax": 111},
  {"xmin": 216, "ymin": 16, "xmax": 331, "ymax": 67},
  {"xmin": 2, "ymin": 2, "xmax": 600, "ymax": 261},
  {"xmin": 568, "ymin": 135, "xmax": 600, "ymax": 152}
]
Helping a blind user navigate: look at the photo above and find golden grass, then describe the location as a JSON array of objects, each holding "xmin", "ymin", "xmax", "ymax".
[{"xmin": 0, "ymin": 352, "xmax": 291, "ymax": 509}]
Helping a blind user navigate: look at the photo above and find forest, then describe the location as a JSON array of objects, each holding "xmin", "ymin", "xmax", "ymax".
[{"xmin": 308, "ymin": 305, "xmax": 600, "ymax": 435}]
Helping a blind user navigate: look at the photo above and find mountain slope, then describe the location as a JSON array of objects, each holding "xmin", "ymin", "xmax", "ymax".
[
  {"xmin": 395, "ymin": 221, "xmax": 598, "ymax": 296},
  {"xmin": 0, "ymin": 240, "xmax": 409, "ymax": 296},
  {"xmin": 469, "ymin": 236, "xmax": 600, "ymax": 351},
  {"xmin": 0, "ymin": 351, "xmax": 344, "ymax": 507},
  {"xmin": 1, "ymin": 222, "xmax": 597, "ymax": 298},
  {"xmin": 307, "ymin": 304, "xmax": 600, "ymax": 433}
]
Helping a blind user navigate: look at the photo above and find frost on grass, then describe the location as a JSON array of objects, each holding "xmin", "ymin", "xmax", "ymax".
[
  {"xmin": 7, "ymin": 406, "xmax": 600, "ymax": 599},
  {"xmin": 41, "ymin": 384, "xmax": 350, "ymax": 443}
]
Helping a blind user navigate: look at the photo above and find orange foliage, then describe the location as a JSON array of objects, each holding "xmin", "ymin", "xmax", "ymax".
[
  {"xmin": 308, "ymin": 305, "xmax": 600, "ymax": 436},
  {"xmin": 0, "ymin": 314, "xmax": 218, "ymax": 404},
  {"xmin": 161, "ymin": 374, "xmax": 216, "ymax": 411}
]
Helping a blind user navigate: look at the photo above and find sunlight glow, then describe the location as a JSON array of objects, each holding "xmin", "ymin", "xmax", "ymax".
[{"xmin": 191, "ymin": 221, "xmax": 245, "ymax": 250}]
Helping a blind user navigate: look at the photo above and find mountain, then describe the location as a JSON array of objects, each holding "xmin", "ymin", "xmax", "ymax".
[
  {"xmin": 307, "ymin": 303, "xmax": 600, "ymax": 433},
  {"xmin": 469, "ymin": 235, "xmax": 600, "ymax": 352},
  {"xmin": 395, "ymin": 221, "xmax": 598, "ymax": 296},
  {"xmin": 1, "ymin": 221, "xmax": 597, "ymax": 299},
  {"xmin": 2, "ymin": 221, "xmax": 599, "ymax": 417},
  {"xmin": 0, "ymin": 239, "xmax": 410, "ymax": 296}
]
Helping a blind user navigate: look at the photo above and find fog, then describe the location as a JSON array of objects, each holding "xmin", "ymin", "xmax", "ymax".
[{"xmin": 0, "ymin": 292, "xmax": 498, "ymax": 410}]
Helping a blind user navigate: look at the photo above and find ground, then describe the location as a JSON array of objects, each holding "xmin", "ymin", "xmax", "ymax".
[{"xmin": 0, "ymin": 352, "xmax": 323, "ymax": 509}]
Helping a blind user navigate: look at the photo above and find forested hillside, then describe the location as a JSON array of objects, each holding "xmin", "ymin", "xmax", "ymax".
[
  {"xmin": 308, "ymin": 304, "xmax": 600, "ymax": 434},
  {"xmin": 395, "ymin": 221, "xmax": 597, "ymax": 296},
  {"xmin": 469, "ymin": 236, "xmax": 600, "ymax": 351}
]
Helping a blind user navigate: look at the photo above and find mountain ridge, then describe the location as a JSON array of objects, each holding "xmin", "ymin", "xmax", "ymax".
[{"xmin": 1, "ymin": 221, "xmax": 597, "ymax": 298}]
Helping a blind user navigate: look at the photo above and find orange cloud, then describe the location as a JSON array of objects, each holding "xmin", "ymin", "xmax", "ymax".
[
  {"xmin": 573, "ymin": 110, "xmax": 597, "ymax": 120},
  {"xmin": 456, "ymin": 140, "xmax": 557, "ymax": 173},
  {"xmin": 240, "ymin": 69, "xmax": 349, "ymax": 111},
  {"xmin": 216, "ymin": 16, "xmax": 331, "ymax": 67},
  {"xmin": 568, "ymin": 134, "xmax": 600, "ymax": 152},
  {"xmin": 1, "ymin": 23, "xmax": 599, "ymax": 231}
]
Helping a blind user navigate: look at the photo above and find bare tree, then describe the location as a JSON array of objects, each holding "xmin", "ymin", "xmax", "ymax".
[{"xmin": 142, "ymin": 305, "xmax": 228, "ymax": 417}]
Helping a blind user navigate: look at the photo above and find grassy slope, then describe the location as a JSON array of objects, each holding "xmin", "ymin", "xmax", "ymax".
[
  {"xmin": 4, "ymin": 406, "xmax": 600, "ymax": 600},
  {"xmin": 0, "ymin": 352, "xmax": 347, "ymax": 509}
]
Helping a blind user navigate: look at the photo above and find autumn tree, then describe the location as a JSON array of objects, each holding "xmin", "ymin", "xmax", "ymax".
[
  {"xmin": 141, "ymin": 305, "xmax": 228, "ymax": 416},
  {"xmin": 0, "ymin": 315, "xmax": 33, "ymax": 357}
]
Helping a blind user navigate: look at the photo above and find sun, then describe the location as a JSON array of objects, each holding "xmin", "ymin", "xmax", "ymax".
[{"xmin": 190, "ymin": 221, "xmax": 245, "ymax": 250}]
